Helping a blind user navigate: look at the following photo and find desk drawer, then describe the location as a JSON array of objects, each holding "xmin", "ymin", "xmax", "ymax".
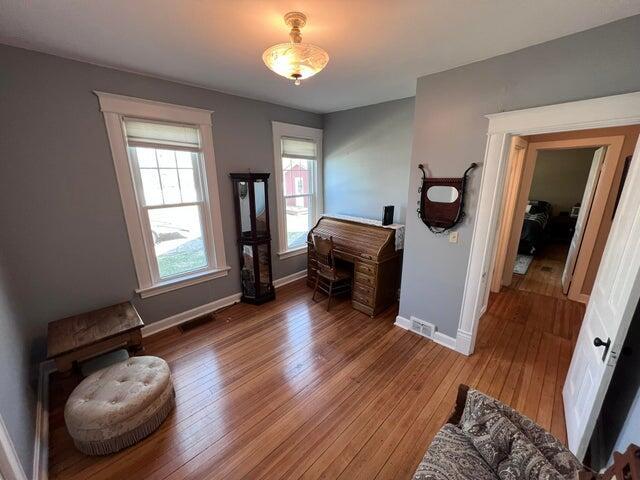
[
  {"xmin": 352, "ymin": 291, "xmax": 374, "ymax": 307},
  {"xmin": 354, "ymin": 282, "xmax": 374, "ymax": 297},
  {"xmin": 355, "ymin": 262, "xmax": 376, "ymax": 276},
  {"xmin": 354, "ymin": 271, "xmax": 375, "ymax": 287}
]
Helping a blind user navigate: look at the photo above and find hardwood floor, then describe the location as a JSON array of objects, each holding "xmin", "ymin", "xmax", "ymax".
[
  {"xmin": 48, "ymin": 279, "xmax": 585, "ymax": 480},
  {"xmin": 512, "ymin": 243, "xmax": 570, "ymax": 299}
]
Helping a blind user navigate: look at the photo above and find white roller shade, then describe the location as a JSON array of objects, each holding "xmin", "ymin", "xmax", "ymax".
[
  {"xmin": 282, "ymin": 137, "xmax": 317, "ymax": 159},
  {"xmin": 124, "ymin": 119, "xmax": 201, "ymax": 150}
]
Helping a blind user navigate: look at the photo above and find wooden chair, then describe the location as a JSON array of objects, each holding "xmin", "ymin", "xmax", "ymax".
[{"xmin": 311, "ymin": 234, "xmax": 352, "ymax": 311}]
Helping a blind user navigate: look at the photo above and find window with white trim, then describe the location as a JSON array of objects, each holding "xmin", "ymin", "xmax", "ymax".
[
  {"xmin": 272, "ymin": 122, "xmax": 323, "ymax": 257},
  {"xmin": 97, "ymin": 92, "xmax": 228, "ymax": 297}
]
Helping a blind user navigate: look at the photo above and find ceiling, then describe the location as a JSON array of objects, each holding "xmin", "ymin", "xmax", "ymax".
[{"xmin": 1, "ymin": 1, "xmax": 639, "ymax": 113}]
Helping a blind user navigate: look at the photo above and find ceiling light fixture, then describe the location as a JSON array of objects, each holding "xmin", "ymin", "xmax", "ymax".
[{"xmin": 262, "ymin": 12, "xmax": 329, "ymax": 86}]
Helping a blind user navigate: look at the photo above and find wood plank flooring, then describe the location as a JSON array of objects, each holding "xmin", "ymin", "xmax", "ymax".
[
  {"xmin": 512, "ymin": 243, "xmax": 570, "ymax": 299},
  {"xmin": 48, "ymin": 279, "xmax": 585, "ymax": 480}
]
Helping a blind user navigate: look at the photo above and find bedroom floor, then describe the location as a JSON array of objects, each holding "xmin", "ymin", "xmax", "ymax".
[
  {"xmin": 47, "ymin": 279, "xmax": 583, "ymax": 480},
  {"xmin": 512, "ymin": 243, "xmax": 570, "ymax": 299}
]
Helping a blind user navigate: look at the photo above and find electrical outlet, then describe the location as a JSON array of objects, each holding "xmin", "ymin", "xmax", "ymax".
[{"xmin": 449, "ymin": 231, "xmax": 459, "ymax": 243}]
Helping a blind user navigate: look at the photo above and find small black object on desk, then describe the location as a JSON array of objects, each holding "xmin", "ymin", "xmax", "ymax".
[{"xmin": 382, "ymin": 205, "xmax": 394, "ymax": 225}]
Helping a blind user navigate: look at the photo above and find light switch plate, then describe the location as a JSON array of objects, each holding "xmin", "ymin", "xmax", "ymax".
[{"xmin": 449, "ymin": 231, "xmax": 459, "ymax": 243}]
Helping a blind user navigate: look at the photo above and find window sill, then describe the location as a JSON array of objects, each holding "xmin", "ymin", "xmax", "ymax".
[
  {"xmin": 136, "ymin": 266, "xmax": 231, "ymax": 298},
  {"xmin": 278, "ymin": 246, "xmax": 307, "ymax": 259}
]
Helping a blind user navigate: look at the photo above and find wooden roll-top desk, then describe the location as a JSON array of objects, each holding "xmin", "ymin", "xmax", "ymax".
[{"xmin": 307, "ymin": 216, "xmax": 403, "ymax": 316}]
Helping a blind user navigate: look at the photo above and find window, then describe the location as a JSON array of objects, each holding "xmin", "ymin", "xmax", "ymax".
[
  {"xmin": 97, "ymin": 92, "xmax": 228, "ymax": 297},
  {"xmin": 272, "ymin": 122, "xmax": 323, "ymax": 257}
]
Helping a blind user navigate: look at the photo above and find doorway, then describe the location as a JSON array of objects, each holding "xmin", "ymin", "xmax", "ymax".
[
  {"xmin": 457, "ymin": 92, "xmax": 640, "ymax": 461},
  {"xmin": 491, "ymin": 132, "xmax": 631, "ymax": 304}
]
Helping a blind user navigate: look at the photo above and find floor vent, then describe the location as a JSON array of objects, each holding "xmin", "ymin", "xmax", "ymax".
[
  {"xmin": 178, "ymin": 314, "xmax": 215, "ymax": 333},
  {"xmin": 409, "ymin": 317, "xmax": 435, "ymax": 339}
]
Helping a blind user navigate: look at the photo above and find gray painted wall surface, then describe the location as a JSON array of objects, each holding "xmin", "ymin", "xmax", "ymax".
[
  {"xmin": 530, "ymin": 148, "xmax": 597, "ymax": 215},
  {"xmin": 0, "ymin": 260, "xmax": 35, "ymax": 478},
  {"xmin": 0, "ymin": 43, "xmax": 322, "ymax": 360},
  {"xmin": 400, "ymin": 15, "xmax": 640, "ymax": 337},
  {"xmin": 323, "ymin": 98, "xmax": 415, "ymax": 223}
]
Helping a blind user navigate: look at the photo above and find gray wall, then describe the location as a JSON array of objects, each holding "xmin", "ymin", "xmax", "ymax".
[
  {"xmin": 0, "ymin": 44, "xmax": 322, "ymax": 351},
  {"xmin": 323, "ymin": 98, "xmax": 415, "ymax": 223},
  {"xmin": 0, "ymin": 258, "xmax": 35, "ymax": 478},
  {"xmin": 400, "ymin": 15, "xmax": 640, "ymax": 337},
  {"xmin": 0, "ymin": 44, "xmax": 322, "ymax": 472},
  {"xmin": 530, "ymin": 148, "xmax": 597, "ymax": 215}
]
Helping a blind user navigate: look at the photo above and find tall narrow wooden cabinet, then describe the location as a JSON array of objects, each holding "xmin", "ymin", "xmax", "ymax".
[{"xmin": 230, "ymin": 173, "xmax": 275, "ymax": 304}]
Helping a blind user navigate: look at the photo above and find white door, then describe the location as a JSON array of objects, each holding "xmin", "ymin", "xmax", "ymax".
[
  {"xmin": 562, "ymin": 147, "xmax": 606, "ymax": 294},
  {"xmin": 563, "ymin": 138, "xmax": 640, "ymax": 460}
]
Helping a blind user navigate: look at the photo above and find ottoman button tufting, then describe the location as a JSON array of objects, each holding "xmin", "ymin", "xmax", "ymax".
[{"xmin": 64, "ymin": 355, "xmax": 174, "ymax": 456}]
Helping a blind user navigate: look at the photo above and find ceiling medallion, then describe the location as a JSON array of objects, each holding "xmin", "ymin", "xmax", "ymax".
[{"xmin": 262, "ymin": 12, "xmax": 329, "ymax": 86}]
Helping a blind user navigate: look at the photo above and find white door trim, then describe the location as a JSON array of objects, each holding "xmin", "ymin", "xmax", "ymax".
[
  {"xmin": 0, "ymin": 413, "xmax": 27, "ymax": 480},
  {"xmin": 457, "ymin": 91, "xmax": 640, "ymax": 355}
]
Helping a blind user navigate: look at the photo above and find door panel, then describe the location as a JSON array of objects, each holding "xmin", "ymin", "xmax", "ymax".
[
  {"xmin": 563, "ymin": 137, "xmax": 640, "ymax": 460},
  {"xmin": 562, "ymin": 147, "xmax": 605, "ymax": 294}
]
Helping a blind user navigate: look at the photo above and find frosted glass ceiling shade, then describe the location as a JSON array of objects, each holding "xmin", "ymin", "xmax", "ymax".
[
  {"xmin": 262, "ymin": 43, "xmax": 329, "ymax": 83},
  {"xmin": 262, "ymin": 12, "xmax": 329, "ymax": 86}
]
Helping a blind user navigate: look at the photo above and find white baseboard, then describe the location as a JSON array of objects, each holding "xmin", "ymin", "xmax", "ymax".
[
  {"xmin": 456, "ymin": 329, "xmax": 473, "ymax": 356},
  {"xmin": 394, "ymin": 315, "xmax": 411, "ymax": 330},
  {"xmin": 433, "ymin": 331, "xmax": 458, "ymax": 350},
  {"xmin": 141, "ymin": 270, "xmax": 307, "ymax": 338},
  {"xmin": 394, "ymin": 315, "xmax": 460, "ymax": 353},
  {"xmin": 32, "ymin": 360, "xmax": 55, "ymax": 480},
  {"xmin": 273, "ymin": 270, "xmax": 307, "ymax": 288},
  {"xmin": 141, "ymin": 292, "xmax": 242, "ymax": 337}
]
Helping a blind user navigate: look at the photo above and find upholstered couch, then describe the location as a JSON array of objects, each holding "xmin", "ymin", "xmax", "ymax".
[{"xmin": 413, "ymin": 386, "xmax": 583, "ymax": 480}]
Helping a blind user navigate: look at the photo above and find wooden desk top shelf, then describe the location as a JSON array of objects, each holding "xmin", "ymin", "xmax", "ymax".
[
  {"xmin": 307, "ymin": 216, "xmax": 403, "ymax": 317},
  {"xmin": 47, "ymin": 302, "xmax": 144, "ymax": 373}
]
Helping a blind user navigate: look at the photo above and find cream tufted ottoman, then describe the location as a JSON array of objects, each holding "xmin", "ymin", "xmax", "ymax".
[{"xmin": 64, "ymin": 356, "xmax": 174, "ymax": 455}]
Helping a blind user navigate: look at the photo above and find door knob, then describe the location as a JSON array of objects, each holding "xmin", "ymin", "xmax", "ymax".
[
  {"xmin": 593, "ymin": 336, "xmax": 611, "ymax": 362},
  {"xmin": 593, "ymin": 337, "xmax": 608, "ymax": 348}
]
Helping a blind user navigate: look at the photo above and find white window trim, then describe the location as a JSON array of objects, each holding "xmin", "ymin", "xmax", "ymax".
[
  {"xmin": 96, "ymin": 91, "xmax": 229, "ymax": 297},
  {"xmin": 271, "ymin": 121, "xmax": 323, "ymax": 258}
]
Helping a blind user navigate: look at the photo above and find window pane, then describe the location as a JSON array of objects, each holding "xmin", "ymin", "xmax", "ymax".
[
  {"xmin": 282, "ymin": 157, "xmax": 313, "ymax": 196},
  {"xmin": 178, "ymin": 168, "xmax": 198, "ymax": 202},
  {"xmin": 136, "ymin": 147, "xmax": 157, "ymax": 168},
  {"xmin": 159, "ymin": 169, "xmax": 181, "ymax": 204},
  {"xmin": 176, "ymin": 151, "xmax": 193, "ymax": 169},
  {"xmin": 148, "ymin": 205, "xmax": 207, "ymax": 278},
  {"xmin": 157, "ymin": 149, "xmax": 176, "ymax": 168},
  {"xmin": 140, "ymin": 169, "xmax": 163, "ymax": 206},
  {"xmin": 286, "ymin": 196, "xmax": 312, "ymax": 248}
]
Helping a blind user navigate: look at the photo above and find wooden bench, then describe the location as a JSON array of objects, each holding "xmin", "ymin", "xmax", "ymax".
[{"xmin": 47, "ymin": 302, "xmax": 144, "ymax": 373}]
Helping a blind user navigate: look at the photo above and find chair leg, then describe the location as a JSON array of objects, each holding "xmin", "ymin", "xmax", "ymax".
[
  {"xmin": 326, "ymin": 281, "xmax": 333, "ymax": 311},
  {"xmin": 312, "ymin": 274, "xmax": 320, "ymax": 302}
]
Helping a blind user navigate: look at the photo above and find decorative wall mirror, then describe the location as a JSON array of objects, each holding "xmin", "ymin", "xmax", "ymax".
[{"xmin": 417, "ymin": 163, "xmax": 477, "ymax": 233}]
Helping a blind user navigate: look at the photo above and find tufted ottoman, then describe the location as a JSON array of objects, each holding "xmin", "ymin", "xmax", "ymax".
[{"xmin": 64, "ymin": 356, "xmax": 174, "ymax": 455}]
